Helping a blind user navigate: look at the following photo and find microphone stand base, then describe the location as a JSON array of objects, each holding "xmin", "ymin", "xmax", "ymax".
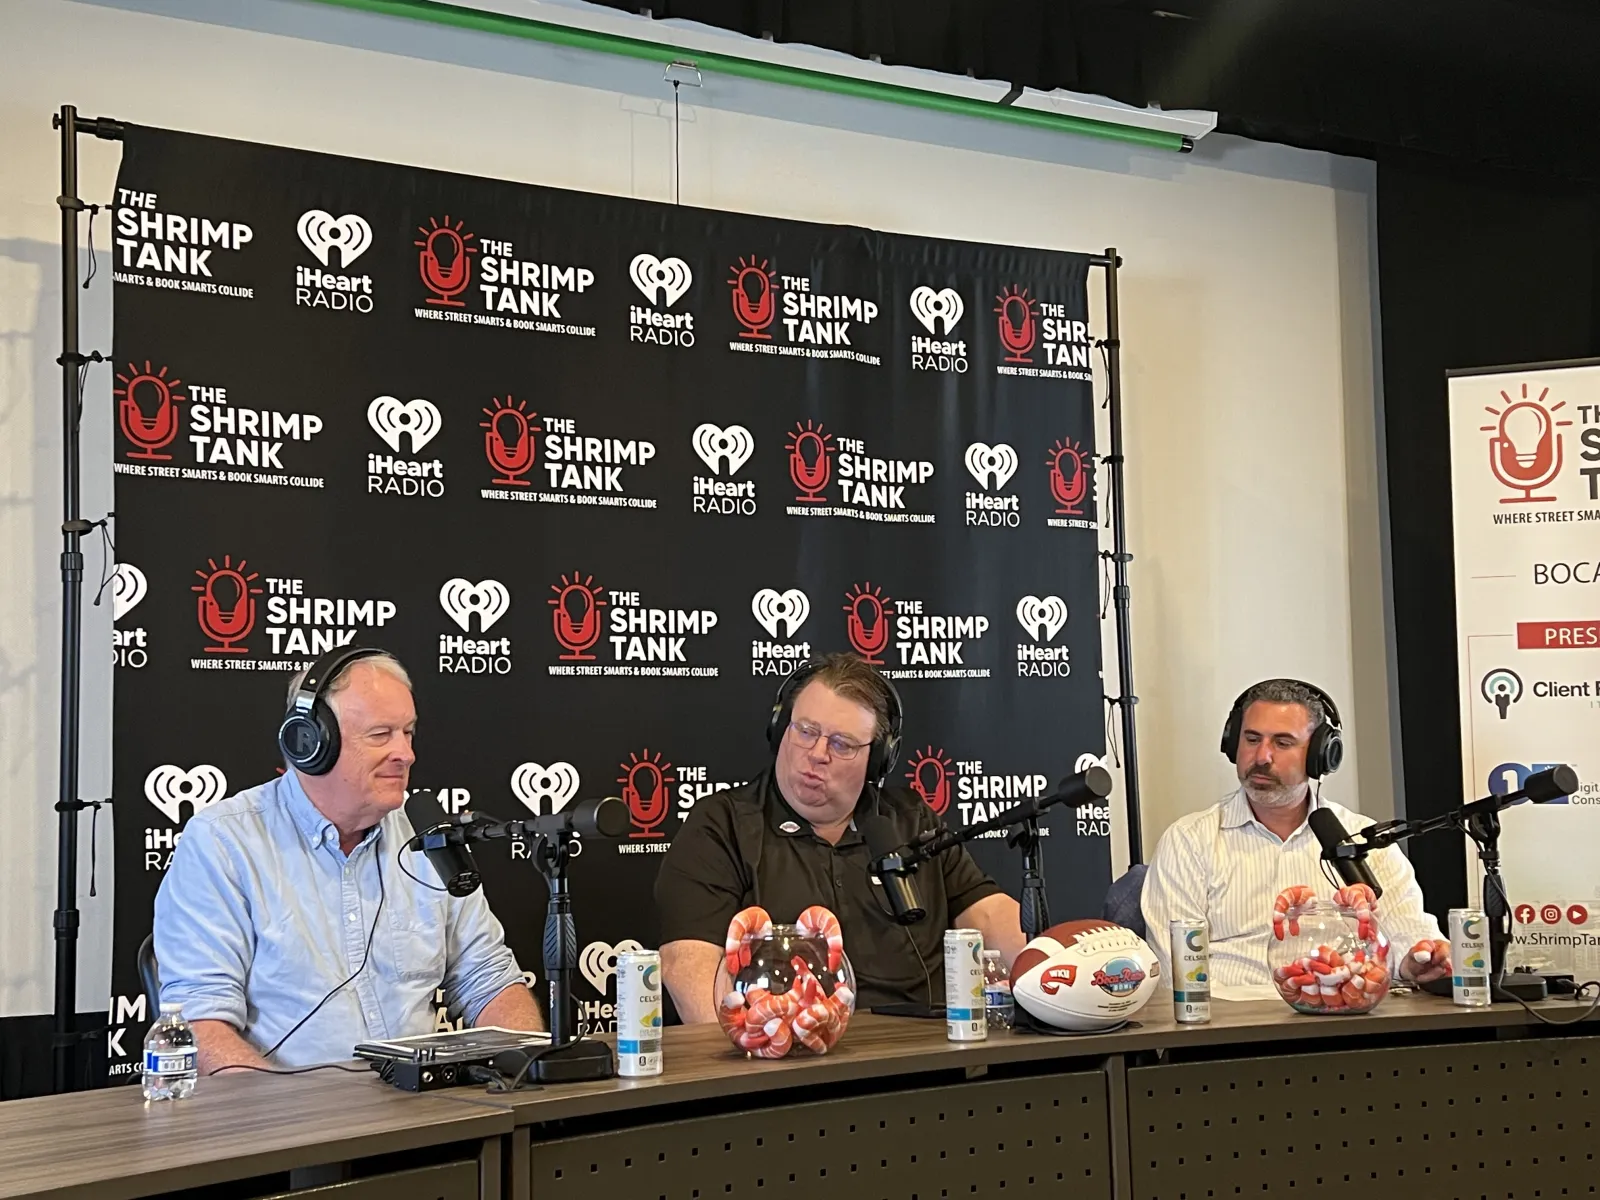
[
  {"xmin": 1418, "ymin": 973, "xmax": 1559, "ymax": 1002},
  {"xmin": 532, "ymin": 1037, "xmax": 616, "ymax": 1083}
]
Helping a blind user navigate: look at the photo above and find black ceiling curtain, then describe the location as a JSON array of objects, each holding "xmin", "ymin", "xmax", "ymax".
[
  {"xmin": 1377, "ymin": 153, "xmax": 1600, "ymax": 908},
  {"xmin": 604, "ymin": 1, "xmax": 1600, "ymax": 186}
]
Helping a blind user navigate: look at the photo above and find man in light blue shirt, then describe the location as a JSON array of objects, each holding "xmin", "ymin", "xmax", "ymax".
[{"xmin": 154, "ymin": 649, "xmax": 541, "ymax": 1072}]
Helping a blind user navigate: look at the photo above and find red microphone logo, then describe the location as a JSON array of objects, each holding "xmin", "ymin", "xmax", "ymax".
[
  {"xmin": 843, "ymin": 582, "xmax": 893, "ymax": 665},
  {"xmin": 481, "ymin": 394, "xmax": 539, "ymax": 486},
  {"xmin": 618, "ymin": 748, "xmax": 676, "ymax": 838},
  {"xmin": 114, "ymin": 361, "xmax": 185, "ymax": 461},
  {"xmin": 995, "ymin": 285, "xmax": 1037, "ymax": 364},
  {"xmin": 728, "ymin": 255, "xmax": 776, "ymax": 340},
  {"xmin": 549, "ymin": 571, "xmax": 607, "ymax": 661},
  {"xmin": 191, "ymin": 554, "xmax": 262, "ymax": 654},
  {"xmin": 1048, "ymin": 438, "xmax": 1090, "ymax": 516},
  {"xmin": 1481, "ymin": 384, "xmax": 1572, "ymax": 503},
  {"xmin": 415, "ymin": 215, "xmax": 477, "ymax": 307},
  {"xmin": 904, "ymin": 746, "xmax": 954, "ymax": 816},
  {"xmin": 786, "ymin": 419, "xmax": 834, "ymax": 501}
]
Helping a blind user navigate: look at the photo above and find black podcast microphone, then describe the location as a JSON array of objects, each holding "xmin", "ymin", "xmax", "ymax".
[
  {"xmin": 1308, "ymin": 807, "xmax": 1384, "ymax": 901},
  {"xmin": 1508, "ymin": 764, "xmax": 1578, "ymax": 805},
  {"xmin": 860, "ymin": 811, "xmax": 926, "ymax": 925},
  {"xmin": 527, "ymin": 795, "xmax": 632, "ymax": 839}
]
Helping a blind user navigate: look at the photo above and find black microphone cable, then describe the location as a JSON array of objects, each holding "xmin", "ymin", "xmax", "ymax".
[
  {"xmin": 865, "ymin": 854, "xmax": 934, "ymax": 1007},
  {"xmin": 247, "ymin": 832, "xmax": 387, "ymax": 1067}
]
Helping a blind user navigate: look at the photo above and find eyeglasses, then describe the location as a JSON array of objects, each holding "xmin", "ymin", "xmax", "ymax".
[{"xmin": 787, "ymin": 720, "xmax": 870, "ymax": 760}]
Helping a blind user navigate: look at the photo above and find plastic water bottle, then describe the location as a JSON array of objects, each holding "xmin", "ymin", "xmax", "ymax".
[
  {"xmin": 982, "ymin": 950, "xmax": 1014, "ymax": 1030},
  {"xmin": 142, "ymin": 1002, "xmax": 198, "ymax": 1101}
]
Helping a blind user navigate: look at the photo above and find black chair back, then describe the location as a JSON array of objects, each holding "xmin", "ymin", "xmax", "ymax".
[{"xmin": 137, "ymin": 933, "xmax": 161, "ymax": 1015}]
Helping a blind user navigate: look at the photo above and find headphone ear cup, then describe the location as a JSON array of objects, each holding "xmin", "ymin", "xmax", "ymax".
[
  {"xmin": 877, "ymin": 731, "xmax": 901, "ymax": 787},
  {"xmin": 280, "ymin": 700, "xmax": 342, "ymax": 776},
  {"xmin": 1220, "ymin": 707, "xmax": 1241, "ymax": 762},
  {"xmin": 1317, "ymin": 727, "xmax": 1344, "ymax": 778}
]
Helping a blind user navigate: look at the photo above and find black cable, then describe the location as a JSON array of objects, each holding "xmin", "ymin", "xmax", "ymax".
[
  {"xmin": 209, "ymin": 1062, "xmax": 367, "ymax": 1077},
  {"xmin": 396, "ymin": 840, "xmax": 449, "ymax": 892},
  {"xmin": 260, "ymin": 835, "xmax": 386, "ymax": 1062},
  {"xmin": 1479, "ymin": 869, "xmax": 1600, "ymax": 1026},
  {"xmin": 865, "ymin": 854, "xmax": 934, "ymax": 1005},
  {"xmin": 672, "ymin": 81, "xmax": 681, "ymax": 205},
  {"xmin": 83, "ymin": 204, "xmax": 102, "ymax": 288},
  {"xmin": 89, "ymin": 515, "xmax": 118, "ymax": 609}
]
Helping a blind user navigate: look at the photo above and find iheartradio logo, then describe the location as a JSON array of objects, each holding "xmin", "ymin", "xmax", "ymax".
[
  {"xmin": 752, "ymin": 588, "xmax": 809, "ymax": 639},
  {"xmin": 692, "ymin": 423, "xmax": 754, "ymax": 475},
  {"xmin": 297, "ymin": 210, "xmax": 372, "ymax": 268},
  {"xmin": 965, "ymin": 443, "xmax": 1017, "ymax": 491},
  {"xmin": 630, "ymin": 254, "xmax": 692, "ymax": 307},
  {"xmin": 510, "ymin": 761, "xmax": 580, "ymax": 815},
  {"xmin": 909, "ymin": 286, "xmax": 964, "ymax": 336},
  {"xmin": 439, "ymin": 578, "xmax": 510, "ymax": 633},
  {"xmin": 368, "ymin": 396, "xmax": 441, "ymax": 454},
  {"xmin": 111, "ymin": 563, "xmax": 148, "ymax": 621},
  {"xmin": 1016, "ymin": 596, "xmax": 1069, "ymax": 642},
  {"xmin": 580, "ymin": 938, "xmax": 646, "ymax": 993},
  {"xmin": 145, "ymin": 764, "xmax": 228, "ymax": 823}
]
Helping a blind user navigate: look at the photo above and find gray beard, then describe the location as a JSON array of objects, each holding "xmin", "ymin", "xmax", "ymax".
[{"xmin": 1243, "ymin": 777, "xmax": 1307, "ymax": 809}]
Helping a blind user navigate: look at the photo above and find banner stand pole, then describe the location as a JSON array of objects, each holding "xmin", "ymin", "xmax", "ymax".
[
  {"xmin": 50, "ymin": 104, "xmax": 123, "ymax": 1094},
  {"xmin": 1090, "ymin": 249, "xmax": 1143, "ymax": 866}
]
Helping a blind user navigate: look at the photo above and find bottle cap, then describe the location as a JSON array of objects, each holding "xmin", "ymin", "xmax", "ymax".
[{"xmin": 159, "ymin": 1001, "xmax": 183, "ymax": 1014}]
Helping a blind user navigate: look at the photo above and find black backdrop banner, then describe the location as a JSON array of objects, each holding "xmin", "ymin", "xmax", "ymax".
[{"xmin": 104, "ymin": 125, "xmax": 1108, "ymax": 1082}]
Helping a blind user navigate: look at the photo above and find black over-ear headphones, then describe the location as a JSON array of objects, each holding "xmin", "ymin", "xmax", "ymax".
[
  {"xmin": 1219, "ymin": 678, "xmax": 1345, "ymax": 779},
  {"xmin": 766, "ymin": 658, "xmax": 904, "ymax": 789},
  {"xmin": 278, "ymin": 646, "xmax": 388, "ymax": 776}
]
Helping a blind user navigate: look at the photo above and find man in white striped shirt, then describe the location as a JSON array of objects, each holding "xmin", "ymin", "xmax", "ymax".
[{"xmin": 1141, "ymin": 679, "xmax": 1452, "ymax": 1000}]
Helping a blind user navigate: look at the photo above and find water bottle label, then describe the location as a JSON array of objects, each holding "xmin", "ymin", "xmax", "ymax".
[{"xmin": 145, "ymin": 1050, "xmax": 196, "ymax": 1076}]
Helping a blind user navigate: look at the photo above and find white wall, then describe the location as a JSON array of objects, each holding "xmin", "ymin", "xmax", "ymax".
[{"xmin": 0, "ymin": 0, "xmax": 1393, "ymax": 1017}]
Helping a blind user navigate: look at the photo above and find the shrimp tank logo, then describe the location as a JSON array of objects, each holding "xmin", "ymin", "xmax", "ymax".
[{"xmin": 1091, "ymin": 958, "xmax": 1146, "ymax": 996}]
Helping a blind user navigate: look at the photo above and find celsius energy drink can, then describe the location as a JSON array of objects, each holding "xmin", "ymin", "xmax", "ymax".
[
  {"xmin": 615, "ymin": 949, "xmax": 664, "ymax": 1075},
  {"xmin": 1170, "ymin": 918, "xmax": 1211, "ymax": 1024},
  {"xmin": 1448, "ymin": 908, "xmax": 1491, "ymax": 1008},
  {"xmin": 944, "ymin": 928, "xmax": 987, "ymax": 1041}
]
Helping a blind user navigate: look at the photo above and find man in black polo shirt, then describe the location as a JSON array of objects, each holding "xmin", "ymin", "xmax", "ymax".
[{"xmin": 655, "ymin": 653, "xmax": 1025, "ymax": 1023}]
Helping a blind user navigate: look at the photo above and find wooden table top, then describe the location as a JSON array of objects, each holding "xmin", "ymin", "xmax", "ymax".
[
  {"xmin": 0, "ymin": 1068, "xmax": 512, "ymax": 1200},
  {"xmin": 451, "ymin": 989, "xmax": 1600, "ymax": 1127}
]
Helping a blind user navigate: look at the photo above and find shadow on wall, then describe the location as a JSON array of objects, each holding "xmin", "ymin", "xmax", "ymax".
[{"xmin": 0, "ymin": 234, "xmax": 117, "ymax": 1028}]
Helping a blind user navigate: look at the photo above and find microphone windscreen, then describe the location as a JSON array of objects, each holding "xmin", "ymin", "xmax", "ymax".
[
  {"xmin": 1307, "ymin": 807, "xmax": 1351, "ymax": 853},
  {"xmin": 1526, "ymin": 764, "xmax": 1579, "ymax": 803},
  {"xmin": 572, "ymin": 795, "xmax": 631, "ymax": 838},
  {"xmin": 858, "ymin": 812, "xmax": 904, "ymax": 859},
  {"xmin": 1083, "ymin": 765, "xmax": 1113, "ymax": 799}
]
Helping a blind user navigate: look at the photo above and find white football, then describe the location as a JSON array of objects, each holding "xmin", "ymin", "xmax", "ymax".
[{"xmin": 1010, "ymin": 920, "xmax": 1161, "ymax": 1031}]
